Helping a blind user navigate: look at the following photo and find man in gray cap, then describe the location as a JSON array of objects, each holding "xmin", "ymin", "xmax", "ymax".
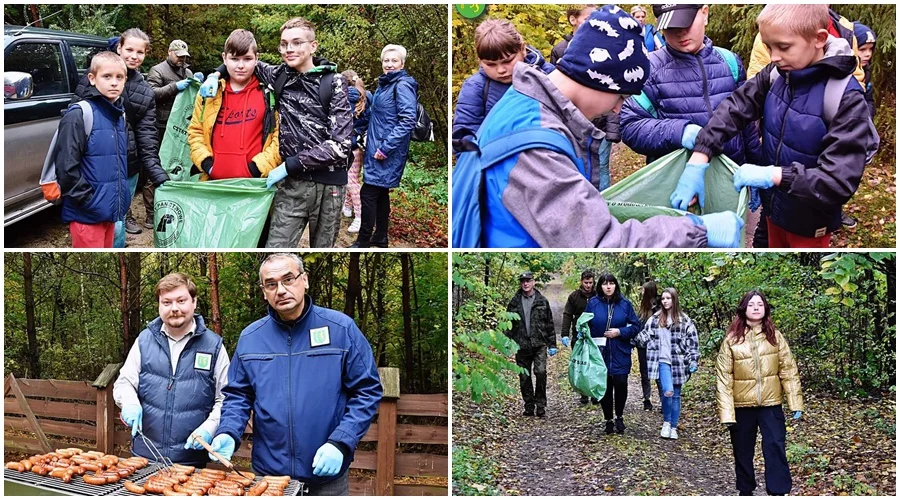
[
  {"xmin": 505, "ymin": 271, "xmax": 556, "ymax": 417},
  {"xmin": 146, "ymin": 39, "xmax": 197, "ymax": 228}
]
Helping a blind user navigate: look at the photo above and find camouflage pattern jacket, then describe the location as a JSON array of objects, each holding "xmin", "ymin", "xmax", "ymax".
[{"xmin": 505, "ymin": 289, "xmax": 555, "ymax": 351}]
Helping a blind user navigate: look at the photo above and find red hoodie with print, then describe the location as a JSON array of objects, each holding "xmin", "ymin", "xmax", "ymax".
[{"xmin": 210, "ymin": 75, "xmax": 265, "ymax": 179}]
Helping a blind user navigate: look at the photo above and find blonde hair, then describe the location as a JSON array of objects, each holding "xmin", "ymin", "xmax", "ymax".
[
  {"xmin": 381, "ymin": 44, "xmax": 407, "ymax": 64},
  {"xmin": 89, "ymin": 51, "xmax": 127, "ymax": 75},
  {"xmin": 119, "ymin": 28, "xmax": 150, "ymax": 50},
  {"xmin": 280, "ymin": 17, "xmax": 316, "ymax": 38},
  {"xmin": 757, "ymin": 4, "xmax": 830, "ymax": 40},
  {"xmin": 629, "ymin": 5, "xmax": 646, "ymax": 17},
  {"xmin": 342, "ymin": 70, "xmax": 367, "ymax": 117}
]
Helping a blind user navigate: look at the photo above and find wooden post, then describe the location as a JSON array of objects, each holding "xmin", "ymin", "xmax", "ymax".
[
  {"xmin": 93, "ymin": 363, "xmax": 123, "ymax": 454},
  {"xmin": 375, "ymin": 367, "xmax": 400, "ymax": 496},
  {"xmin": 5, "ymin": 374, "xmax": 52, "ymax": 452}
]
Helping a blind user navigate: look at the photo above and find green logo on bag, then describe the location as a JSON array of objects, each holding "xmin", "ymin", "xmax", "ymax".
[
  {"xmin": 154, "ymin": 200, "xmax": 185, "ymax": 247},
  {"xmin": 456, "ymin": 4, "xmax": 486, "ymax": 18}
]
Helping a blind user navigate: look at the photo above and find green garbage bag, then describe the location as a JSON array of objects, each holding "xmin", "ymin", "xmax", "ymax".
[
  {"xmin": 568, "ymin": 312, "xmax": 607, "ymax": 400},
  {"xmin": 601, "ymin": 149, "xmax": 749, "ymax": 243},
  {"xmin": 159, "ymin": 81, "xmax": 201, "ymax": 182},
  {"xmin": 153, "ymin": 179, "xmax": 275, "ymax": 248}
]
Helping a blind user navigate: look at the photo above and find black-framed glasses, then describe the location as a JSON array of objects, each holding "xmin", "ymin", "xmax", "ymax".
[
  {"xmin": 260, "ymin": 273, "xmax": 303, "ymax": 292},
  {"xmin": 278, "ymin": 39, "xmax": 314, "ymax": 53}
]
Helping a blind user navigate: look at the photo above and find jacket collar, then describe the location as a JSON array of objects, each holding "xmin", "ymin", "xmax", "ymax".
[
  {"xmin": 148, "ymin": 314, "xmax": 208, "ymax": 340},
  {"xmin": 379, "ymin": 68, "xmax": 410, "ymax": 87},
  {"xmin": 776, "ymin": 35, "xmax": 858, "ymax": 84},
  {"xmin": 665, "ymin": 35, "xmax": 714, "ymax": 60},
  {"xmin": 267, "ymin": 295, "xmax": 314, "ymax": 328},
  {"xmin": 511, "ymin": 64, "xmax": 605, "ymax": 142},
  {"xmin": 84, "ymin": 85, "xmax": 125, "ymax": 113}
]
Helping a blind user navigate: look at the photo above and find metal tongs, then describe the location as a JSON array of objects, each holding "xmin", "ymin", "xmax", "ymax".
[
  {"xmin": 190, "ymin": 432, "xmax": 255, "ymax": 482},
  {"xmin": 136, "ymin": 428, "xmax": 175, "ymax": 474}
]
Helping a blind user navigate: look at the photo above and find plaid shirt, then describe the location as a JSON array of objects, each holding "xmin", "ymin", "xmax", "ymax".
[{"xmin": 633, "ymin": 311, "xmax": 700, "ymax": 385}]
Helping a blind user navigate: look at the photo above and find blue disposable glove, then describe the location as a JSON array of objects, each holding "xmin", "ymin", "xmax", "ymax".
[
  {"xmin": 694, "ymin": 211, "xmax": 745, "ymax": 248},
  {"xmin": 175, "ymin": 78, "xmax": 191, "ymax": 91},
  {"xmin": 561, "ymin": 336, "xmax": 570, "ymax": 348},
  {"xmin": 749, "ymin": 187, "xmax": 762, "ymax": 212},
  {"xmin": 209, "ymin": 434, "xmax": 236, "ymax": 462},
  {"xmin": 670, "ymin": 162, "xmax": 709, "ymax": 211},
  {"xmin": 734, "ymin": 164, "xmax": 778, "ymax": 191},
  {"xmin": 192, "ymin": 72, "xmax": 205, "ymax": 83},
  {"xmin": 266, "ymin": 163, "xmax": 288, "ymax": 188},
  {"xmin": 792, "ymin": 411, "xmax": 802, "ymax": 420},
  {"xmin": 184, "ymin": 428, "xmax": 212, "ymax": 450},
  {"xmin": 199, "ymin": 74, "xmax": 219, "ymax": 98},
  {"xmin": 121, "ymin": 404, "xmax": 143, "ymax": 437},
  {"xmin": 548, "ymin": 347, "xmax": 558, "ymax": 356},
  {"xmin": 689, "ymin": 362, "xmax": 698, "ymax": 373},
  {"xmin": 312, "ymin": 443, "xmax": 343, "ymax": 476},
  {"xmin": 681, "ymin": 124, "xmax": 702, "ymax": 150}
]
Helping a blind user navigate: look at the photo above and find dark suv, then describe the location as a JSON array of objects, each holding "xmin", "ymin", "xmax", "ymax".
[{"xmin": 4, "ymin": 25, "xmax": 107, "ymax": 226}]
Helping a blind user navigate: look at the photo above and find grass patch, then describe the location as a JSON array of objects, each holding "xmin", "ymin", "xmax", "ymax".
[{"xmin": 452, "ymin": 444, "xmax": 503, "ymax": 496}]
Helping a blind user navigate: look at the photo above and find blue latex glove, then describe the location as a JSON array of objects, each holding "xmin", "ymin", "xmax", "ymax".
[
  {"xmin": 695, "ymin": 211, "xmax": 745, "ymax": 248},
  {"xmin": 175, "ymin": 78, "xmax": 191, "ymax": 91},
  {"xmin": 749, "ymin": 187, "xmax": 762, "ymax": 212},
  {"xmin": 689, "ymin": 362, "xmax": 698, "ymax": 373},
  {"xmin": 670, "ymin": 162, "xmax": 709, "ymax": 210},
  {"xmin": 209, "ymin": 434, "xmax": 236, "ymax": 462},
  {"xmin": 121, "ymin": 404, "xmax": 143, "ymax": 437},
  {"xmin": 192, "ymin": 72, "xmax": 205, "ymax": 83},
  {"xmin": 734, "ymin": 164, "xmax": 778, "ymax": 191},
  {"xmin": 312, "ymin": 443, "xmax": 343, "ymax": 476},
  {"xmin": 548, "ymin": 347, "xmax": 558, "ymax": 356},
  {"xmin": 561, "ymin": 337, "xmax": 570, "ymax": 348},
  {"xmin": 681, "ymin": 124, "xmax": 702, "ymax": 150},
  {"xmin": 184, "ymin": 428, "xmax": 212, "ymax": 450},
  {"xmin": 199, "ymin": 74, "xmax": 219, "ymax": 98},
  {"xmin": 792, "ymin": 411, "xmax": 802, "ymax": 420},
  {"xmin": 266, "ymin": 163, "xmax": 288, "ymax": 188}
]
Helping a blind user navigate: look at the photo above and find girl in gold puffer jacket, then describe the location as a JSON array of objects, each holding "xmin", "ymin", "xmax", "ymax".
[{"xmin": 715, "ymin": 291, "xmax": 803, "ymax": 496}]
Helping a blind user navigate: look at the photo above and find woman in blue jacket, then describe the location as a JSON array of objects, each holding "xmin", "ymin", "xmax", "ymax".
[
  {"xmin": 584, "ymin": 273, "xmax": 641, "ymax": 434},
  {"xmin": 354, "ymin": 44, "xmax": 418, "ymax": 248}
]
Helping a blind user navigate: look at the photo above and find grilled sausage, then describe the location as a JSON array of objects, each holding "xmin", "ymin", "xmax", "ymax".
[
  {"xmin": 82, "ymin": 474, "xmax": 108, "ymax": 485},
  {"xmin": 124, "ymin": 481, "xmax": 147, "ymax": 495},
  {"xmin": 5, "ymin": 462, "xmax": 24, "ymax": 472},
  {"xmin": 247, "ymin": 480, "xmax": 269, "ymax": 496}
]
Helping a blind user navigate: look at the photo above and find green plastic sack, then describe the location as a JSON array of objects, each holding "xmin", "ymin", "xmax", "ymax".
[
  {"xmin": 153, "ymin": 179, "xmax": 275, "ymax": 248},
  {"xmin": 159, "ymin": 81, "xmax": 201, "ymax": 182},
  {"xmin": 568, "ymin": 312, "xmax": 607, "ymax": 400},
  {"xmin": 601, "ymin": 149, "xmax": 749, "ymax": 243}
]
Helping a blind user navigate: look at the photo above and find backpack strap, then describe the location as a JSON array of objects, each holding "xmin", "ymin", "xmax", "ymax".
[
  {"xmin": 632, "ymin": 91, "xmax": 658, "ymax": 118},
  {"xmin": 713, "ymin": 46, "xmax": 740, "ymax": 84},
  {"xmin": 273, "ymin": 69, "xmax": 289, "ymax": 101},
  {"xmin": 482, "ymin": 79, "xmax": 490, "ymax": 109},
  {"xmin": 477, "ymin": 127, "xmax": 585, "ymax": 178},
  {"xmin": 76, "ymin": 100, "xmax": 93, "ymax": 136},
  {"xmin": 318, "ymin": 72, "xmax": 334, "ymax": 114},
  {"xmin": 822, "ymin": 73, "xmax": 854, "ymax": 127}
]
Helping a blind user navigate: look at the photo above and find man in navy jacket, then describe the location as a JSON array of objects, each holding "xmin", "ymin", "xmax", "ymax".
[{"xmin": 210, "ymin": 253, "xmax": 382, "ymax": 495}]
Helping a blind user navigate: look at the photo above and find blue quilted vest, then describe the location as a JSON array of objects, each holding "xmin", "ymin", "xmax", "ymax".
[
  {"xmin": 133, "ymin": 315, "xmax": 221, "ymax": 466},
  {"xmin": 60, "ymin": 96, "xmax": 129, "ymax": 224}
]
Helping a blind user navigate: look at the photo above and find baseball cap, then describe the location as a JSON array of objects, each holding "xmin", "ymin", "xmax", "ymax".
[
  {"xmin": 519, "ymin": 271, "xmax": 535, "ymax": 281},
  {"xmin": 653, "ymin": 4, "xmax": 703, "ymax": 30},
  {"xmin": 169, "ymin": 39, "xmax": 190, "ymax": 57}
]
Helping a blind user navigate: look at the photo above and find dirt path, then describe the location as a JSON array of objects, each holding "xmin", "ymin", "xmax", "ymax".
[{"xmin": 487, "ymin": 276, "xmax": 738, "ymax": 496}]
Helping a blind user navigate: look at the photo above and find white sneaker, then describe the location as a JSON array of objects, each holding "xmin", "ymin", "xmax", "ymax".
[
  {"xmin": 348, "ymin": 217, "xmax": 361, "ymax": 233},
  {"xmin": 342, "ymin": 206, "xmax": 353, "ymax": 218},
  {"xmin": 669, "ymin": 427, "xmax": 679, "ymax": 440},
  {"xmin": 660, "ymin": 422, "xmax": 671, "ymax": 438}
]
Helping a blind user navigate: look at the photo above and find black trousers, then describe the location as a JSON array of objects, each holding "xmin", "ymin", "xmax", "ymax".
[
  {"xmin": 358, "ymin": 184, "xmax": 390, "ymax": 246},
  {"xmin": 515, "ymin": 346, "xmax": 547, "ymax": 410},
  {"xmin": 636, "ymin": 346, "xmax": 652, "ymax": 402},
  {"xmin": 729, "ymin": 405, "xmax": 792, "ymax": 495},
  {"xmin": 599, "ymin": 373, "xmax": 628, "ymax": 420}
]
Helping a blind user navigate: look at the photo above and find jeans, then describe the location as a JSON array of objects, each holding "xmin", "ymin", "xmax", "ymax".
[
  {"xmin": 657, "ymin": 363, "xmax": 682, "ymax": 428},
  {"xmin": 302, "ymin": 470, "xmax": 349, "ymax": 496},
  {"xmin": 596, "ymin": 138, "xmax": 612, "ymax": 191},
  {"xmin": 113, "ymin": 173, "xmax": 140, "ymax": 248}
]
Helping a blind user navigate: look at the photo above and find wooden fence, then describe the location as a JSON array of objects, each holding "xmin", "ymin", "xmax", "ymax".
[{"xmin": 4, "ymin": 366, "xmax": 447, "ymax": 496}]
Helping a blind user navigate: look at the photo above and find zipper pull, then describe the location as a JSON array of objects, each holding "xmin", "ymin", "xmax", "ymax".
[{"xmin": 168, "ymin": 376, "xmax": 175, "ymax": 390}]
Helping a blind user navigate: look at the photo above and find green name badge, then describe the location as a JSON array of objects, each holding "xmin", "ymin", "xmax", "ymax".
[
  {"xmin": 194, "ymin": 352, "xmax": 212, "ymax": 371},
  {"xmin": 310, "ymin": 326, "xmax": 331, "ymax": 347}
]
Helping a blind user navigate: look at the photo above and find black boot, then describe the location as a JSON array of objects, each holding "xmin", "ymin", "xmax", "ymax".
[
  {"xmin": 536, "ymin": 407, "xmax": 546, "ymax": 417},
  {"xmin": 615, "ymin": 417, "xmax": 625, "ymax": 434},
  {"xmin": 523, "ymin": 406, "xmax": 535, "ymax": 417},
  {"xmin": 579, "ymin": 395, "xmax": 589, "ymax": 405},
  {"xmin": 604, "ymin": 420, "xmax": 614, "ymax": 434},
  {"xmin": 643, "ymin": 399, "xmax": 653, "ymax": 411}
]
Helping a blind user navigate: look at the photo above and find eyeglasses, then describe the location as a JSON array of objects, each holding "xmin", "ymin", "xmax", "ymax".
[
  {"xmin": 278, "ymin": 39, "xmax": 314, "ymax": 53},
  {"xmin": 260, "ymin": 273, "xmax": 303, "ymax": 292}
]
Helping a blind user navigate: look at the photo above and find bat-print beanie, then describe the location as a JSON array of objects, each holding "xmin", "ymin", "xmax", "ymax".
[{"xmin": 556, "ymin": 4, "xmax": 650, "ymax": 95}]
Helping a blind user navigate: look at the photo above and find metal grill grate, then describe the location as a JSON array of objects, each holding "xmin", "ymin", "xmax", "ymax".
[
  {"xmin": 111, "ymin": 476, "xmax": 304, "ymax": 496},
  {"xmin": 3, "ymin": 463, "xmax": 161, "ymax": 496}
]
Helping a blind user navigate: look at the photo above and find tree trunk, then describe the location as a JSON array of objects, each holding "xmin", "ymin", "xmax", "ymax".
[
  {"xmin": 375, "ymin": 254, "xmax": 387, "ymax": 366},
  {"xmin": 119, "ymin": 254, "xmax": 129, "ymax": 360},
  {"xmin": 345, "ymin": 253, "xmax": 361, "ymax": 317},
  {"xmin": 23, "ymin": 253, "xmax": 40, "ymax": 379},
  {"xmin": 401, "ymin": 254, "xmax": 414, "ymax": 393},
  {"xmin": 126, "ymin": 254, "xmax": 142, "ymax": 354},
  {"xmin": 208, "ymin": 253, "xmax": 222, "ymax": 334},
  {"xmin": 28, "ymin": 4, "xmax": 41, "ymax": 26},
  {"xmin": 409, "ymin": 255, "xmax": 425, "ymax": 391}
]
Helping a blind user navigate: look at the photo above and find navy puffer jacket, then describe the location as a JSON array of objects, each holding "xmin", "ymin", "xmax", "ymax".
[
  {"xmin": 452, "ymin": 46, "xmax": 554, "ymax": 154},
  {"xmin": 364, "ymin": 69, "xmax": 418, "ymax": 189},
  {"xmin": 584, "ymin": 295, "xmax": 641, "ymax": 376},
  {"xmin": 620, "ymin": 36, "xmax": 762, "ymax": 165}
]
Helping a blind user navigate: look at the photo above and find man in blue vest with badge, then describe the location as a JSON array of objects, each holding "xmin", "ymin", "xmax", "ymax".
[
  {"xmin": 113, "ymin": 273, "xmax": 231, "ymax": 467},
  {"xmin": 210, "ymin": 253, "xmax": 382, "ymax": 496}
]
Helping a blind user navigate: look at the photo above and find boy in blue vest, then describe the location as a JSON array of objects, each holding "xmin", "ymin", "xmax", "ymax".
[
  {"xmin": 453, "ymin": 5, "xmax": 744, "ymax": 248},
  {"xmin": 54, "ymin": 52, "xmax": 129, "ymax": 247},
  {"xmin": 453, "ymin": 18, "xmax": 554, "ymax": 155},
  {"xmin": 113, "ymin": 273, "xmax": 230, "ymax": 467},
  {"xmin": 686, "ymin": 4, "xmax": 876, "ymax": 248}
]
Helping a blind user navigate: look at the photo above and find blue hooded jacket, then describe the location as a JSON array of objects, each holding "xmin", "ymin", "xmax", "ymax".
[
  {"xmin": 363, "ymin": 69, "xmax": 418, "ymax": 189},
  {"xmin": 453, "ymin": 46, "xmax": 554, "ymax": 154},
  {"xmin": 620, "ymin": 36, "xmax": 763, "ymax": 165},
  {"xmin": 347, "ymin": 87, "xmax": 373, "ymax": 151},
  {"xmin": 217, "ymin": 296, "xmax": 382, "ymax": 485},
  {"xmin": 584, "ymin": 295, "xmax": 641, "ymax": 376}
]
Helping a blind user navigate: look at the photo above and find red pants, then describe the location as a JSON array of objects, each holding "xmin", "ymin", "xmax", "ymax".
[
  {"xmin": 70, "ymin": 221, "xmax": 115, "ymax": 248},
  {"xmin": 766, "ymin": 218, "xmax": 831, "ymax": 248}
]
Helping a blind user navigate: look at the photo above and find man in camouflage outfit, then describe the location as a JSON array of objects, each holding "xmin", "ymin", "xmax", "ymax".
[
  {"xmin": 201, "ymin": 17, "xmax": 352, "ymax": 248},
  {"xmin": 505, "ymin": 272, "xmax": 557, "ymax": 417}
]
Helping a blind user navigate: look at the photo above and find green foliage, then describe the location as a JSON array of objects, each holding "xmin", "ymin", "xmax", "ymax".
[{"xmin": 451, "ymin": 445, "xmax": 503, "ymax": 495}]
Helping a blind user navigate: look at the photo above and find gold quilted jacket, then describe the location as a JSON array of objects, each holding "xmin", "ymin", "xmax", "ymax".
[{"xmin": 715, "ymin": 326, "xmax": 803, "ymax": 423}]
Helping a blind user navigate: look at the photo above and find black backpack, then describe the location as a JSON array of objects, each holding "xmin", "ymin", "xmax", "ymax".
[{"xmin": 394, "ymin": 85, "xmax": 433, "ymax": 142}]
